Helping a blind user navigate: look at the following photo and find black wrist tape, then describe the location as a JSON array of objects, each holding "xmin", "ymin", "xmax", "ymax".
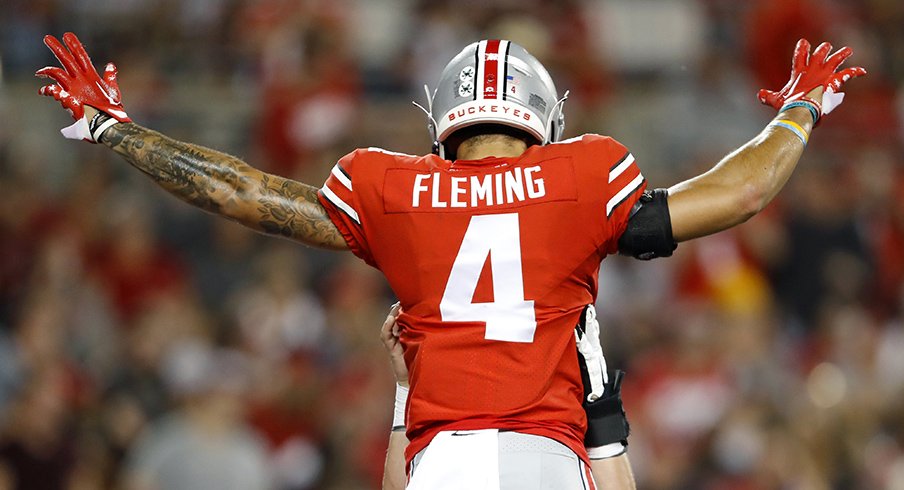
[
  {"xmin": 584, "ymin": 371, "xmax": 630, "ymax": 447},
  {"xmin": 88, "ymin": 112, "xmax": 118, "ymax": 143}
]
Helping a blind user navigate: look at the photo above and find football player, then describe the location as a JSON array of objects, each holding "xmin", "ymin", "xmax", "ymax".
[{"xmin": 37, "ymin": 34, "xmax": 864, "ymax": 489}]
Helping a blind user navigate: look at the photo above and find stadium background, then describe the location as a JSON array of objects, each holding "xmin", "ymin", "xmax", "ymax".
[{"xmin": 1, "ymin": 0, "xmax": 903, "ymax": 488}]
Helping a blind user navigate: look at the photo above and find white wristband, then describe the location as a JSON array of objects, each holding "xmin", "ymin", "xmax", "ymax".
[
  {"xmin": 392, "ymin": 384, "xmax": 409, "ymax": 430},
  {"xmin": 92, "ymin": 117, "xmax": 119, "ymax": 142},
  {"xmin": 587, "ymin": 442, "xmax": 627, "ymax": 460}
]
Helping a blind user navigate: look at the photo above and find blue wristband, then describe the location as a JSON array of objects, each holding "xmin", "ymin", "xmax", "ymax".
[{"xmin": 780, "ymin": 100, "xmax": 820, "ymax": 125}]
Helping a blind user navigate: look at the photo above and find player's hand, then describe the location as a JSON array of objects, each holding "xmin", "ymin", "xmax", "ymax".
[
  {"xmin": 380, "ymin": 302, "xmax": 408, "ymax": 387},
  {"xmin": 757, "ymin": 39, "xmax": 867, "ymax": 120},
  {"xmin": 36, "ymin": 32, "xmax": 131, "ymax": 142},
  {"xmin": 575, "ymin": 305, "xmax": 630, "ymax": 453}
]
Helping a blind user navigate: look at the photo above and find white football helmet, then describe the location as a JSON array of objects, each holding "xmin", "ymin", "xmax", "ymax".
[{"xmin": 415, "ymin": 40, "xmax": 567, "ymax": 159}]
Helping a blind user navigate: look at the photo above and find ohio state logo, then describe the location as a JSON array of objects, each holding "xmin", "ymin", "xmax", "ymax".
[{"xmin": 447, "ymin": 105, "xmax": 532, "ymax": 121}]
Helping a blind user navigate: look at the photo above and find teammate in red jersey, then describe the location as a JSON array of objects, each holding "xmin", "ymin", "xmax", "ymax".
[{"xmin": 37, "ymin": 33, "xmax": 864, "ymax": 489}]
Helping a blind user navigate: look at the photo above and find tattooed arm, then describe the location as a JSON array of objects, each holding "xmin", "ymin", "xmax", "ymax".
[
  {"xmin": 36, "ymin": 32, "xmax": 342, "ymax": 249},
  {"xmin": 98, "ymin": 119, "xmax": 348, "ymax": 250}
]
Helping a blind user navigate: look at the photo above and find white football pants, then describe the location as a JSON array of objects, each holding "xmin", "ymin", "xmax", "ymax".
[{"xmin": 407, "ymin": 429, "xmax": 595, "ymax": 490}]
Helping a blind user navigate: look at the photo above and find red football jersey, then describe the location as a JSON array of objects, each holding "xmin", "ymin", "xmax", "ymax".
[{"xmin": 318, "ymin": 134, "xmax": 646, "ymax": 464}]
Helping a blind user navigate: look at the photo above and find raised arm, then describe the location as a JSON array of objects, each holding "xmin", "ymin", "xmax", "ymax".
[
  {"xmin": 667, "ymin": 98, "xmax": 815, "ymax": 242},
  {"xmin": 97, "ymin": 120, "xmax": 347, "ymax": 249},
  {"xmin": 36, "ymin": 32, "xmax": 348, "ymax": 250},
  {"xmin": 667, "ymin": 40, "xmax": 866, "ymax": 242}
]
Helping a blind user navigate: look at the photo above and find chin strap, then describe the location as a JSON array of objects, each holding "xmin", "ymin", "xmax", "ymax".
[{"xmin": 412, "ymin": 84, "xmax": 442, "ymax": 157}]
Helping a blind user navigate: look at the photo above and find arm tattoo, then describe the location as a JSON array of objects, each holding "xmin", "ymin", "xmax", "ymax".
[{"xmin": 100, "ymin": 123, "xmax": 348, "ymax": 250}]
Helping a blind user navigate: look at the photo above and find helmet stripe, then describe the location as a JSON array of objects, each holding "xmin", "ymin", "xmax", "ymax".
[
  {"xmin": 474, "ymin": 40, "xmax": 486, "ymax": 101},
  {"xmin": 482, "ymin": 39, "xmax": 501, "ymax": 100},
  {"xmin": 495, "ymin": 40, "xmax": 509, "ymax": 101},
  {"xmin": 501, "ymin": 40, "xmax": 511, "ymax": 101}
]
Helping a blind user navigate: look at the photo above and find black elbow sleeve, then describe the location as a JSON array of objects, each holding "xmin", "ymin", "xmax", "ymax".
[{"xmin": 617, "ymin": 188, "xmax": 677, "ymax": 260}]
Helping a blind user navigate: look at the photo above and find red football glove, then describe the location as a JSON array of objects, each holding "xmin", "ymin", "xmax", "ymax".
[
  {"xmin": 36, "ymin": 32, "xmax": 131, "ymax": 142},
  {"xmin": 757, "ymin": 39, "xmax": 867, "ymax": 119}
]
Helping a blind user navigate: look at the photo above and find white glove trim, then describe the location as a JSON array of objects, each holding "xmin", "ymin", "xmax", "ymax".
[
  {"xmin": 821, "ymin": 87, "xmax": 845, "ymax": 115},
  {"xmin": 575, "ymin": 305, "xmax": 608, "ymax": 402},
  {"xmin": 60, "ymin": 116, "xmax": 92, "ymax": 141}
]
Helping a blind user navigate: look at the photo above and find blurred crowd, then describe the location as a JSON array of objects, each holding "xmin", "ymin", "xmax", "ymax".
[{"xmin": 1, "ymin": 0, "xmax": 903, "ymax": 489}]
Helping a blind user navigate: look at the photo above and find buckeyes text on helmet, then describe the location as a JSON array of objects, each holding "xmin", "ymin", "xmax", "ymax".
[{"xmin": 422, "ymin": 40, "xmax": 567, "ymax": 159}]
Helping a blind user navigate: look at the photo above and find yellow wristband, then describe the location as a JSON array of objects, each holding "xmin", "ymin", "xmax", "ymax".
[{"xmin": 771, "ymin": 119, "xmax": 809, "ymax": 145}]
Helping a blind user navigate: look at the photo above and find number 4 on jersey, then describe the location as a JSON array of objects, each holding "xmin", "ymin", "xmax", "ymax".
[{"xmin": 439, "ymin": 213, "xmax": 537, "ymax": 342}]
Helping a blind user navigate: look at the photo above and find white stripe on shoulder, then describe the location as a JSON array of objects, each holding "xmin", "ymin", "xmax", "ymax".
[
  {"xmin": 366, "ymin": 147, "xmax": 419, "ymax": 158},
  {"xmin": 331, "ymin": 164, "xmax": 352, "ymax": 191},
  {"xmin": 546, "ymin": 135, "xmax": 585, "ymax": 146},
  {"xmin": 550, "ymin": 135, "xmax": 584, "ymax": 145},
  {"xmin": 608, "ymin": 153, "xmax": 636, "ymax": 183},
  {"xmin": 606, "ymin": 173, "xmax": 644, "ymax": 217},
  {"xmin": 321, "ymin": 185, "xmax": 360, "ymax": 224}
]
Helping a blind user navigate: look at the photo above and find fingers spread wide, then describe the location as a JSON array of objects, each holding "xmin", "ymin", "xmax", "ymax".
[
  {"xmin": 792, "ymin": 38, "xmax": 811, "ymax": 72},
  {"xmin": 812, "ymin": 42, "xmax": 833, "ymax": 64},
  {"xmin": 38, "ymin": 84, "xmax": 62, "ymax": 98},
  {"xmin": 825, "ymin": 46, "xmax": 853, "ymax": 70},
  {"xmin": 103, "ymin": 62, "xmax": 119, "ymax": 84},
  {"xmin": 63, "ymin": 32, "xmax": 93, "ymax": 73},
  {"xmin": 828, "ymin": 66, "xmax": 868, "ymax": 91},
  {"xmin": 43, "ymin": 34, "xmax": 80, "ymax": 75},
  {"xmin": 35, "ymin": 66, "xmax": 71, "ymax": 87}
]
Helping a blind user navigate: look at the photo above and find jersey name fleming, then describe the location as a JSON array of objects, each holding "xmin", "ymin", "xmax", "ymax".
[
  {"xmin": 413, "ymin": 165, "xmax": 544, "ymax": 208},
  {"xmin": 382, "ymin": 158, "xmax": 577, "ymax": 214}
]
